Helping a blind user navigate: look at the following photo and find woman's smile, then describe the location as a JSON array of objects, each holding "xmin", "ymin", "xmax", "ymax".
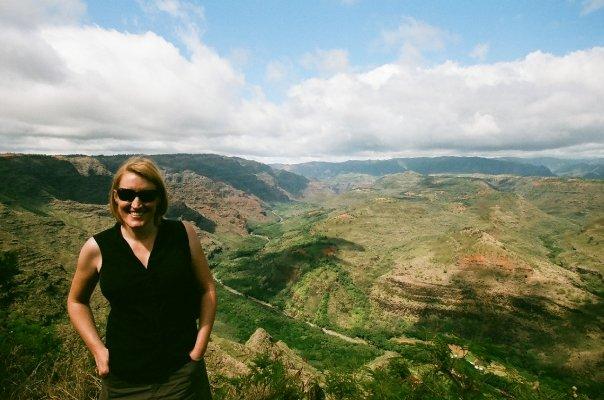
[{"xmin": 115, "ymin": 172, "xmax": 158, "ymax": 230}]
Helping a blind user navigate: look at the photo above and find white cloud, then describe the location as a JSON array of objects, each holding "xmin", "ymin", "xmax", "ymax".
[
  {"xmin": 0, "ymin": 0, "xmax": 83, "ymax": 85},
  {"xmin": 137, "ymin": 0, "xmax": 206, "ymax": 53},
  {"xmin": 265, "ymin": 60, "xmax": 290, "ymax": 83},
  {"xmin": 0, "ymin": 0, "xmax": 85, "ymax": 29},
  {"xmin": 257, "ymin": 48, "xmax": 604, "ymax": 159},
  {"xmin": 0, "ymin": 26, "xmax": 67, "ymax": 83},
  {"xmin": 0, "ymin": 25, "xmax": 245, "ymax": 149},
  {"xmin": 137, "ymin": 0, "xmax": 204, "ymax": 24},
  {"xmin": 212, "ymin": 47, "xmax": 604, "ymax": 160},
  {"xmin": 382, "ymin": 17, "xmax": 447, "ymax": 50},
  {"xmin": 469, "ymin": 43, "xmax": 489, "ymax": 61},
  {"xmin": 300, "ymin": 49, "xmax": 350, "ymax": 75},
  {"xmin": 151, "ymin": 0, "xmax": 204, "ymax": 21},
  {"xmin": 581, "ymin": 0, "xmax": 604, "ymax": 15},
  {"xmin": 0, "ymin": 2, "xmax": 603, "ymax": 160},
  {"xmin": 380, "ymin": 17, "xmax": 457, "ymax": 63}
]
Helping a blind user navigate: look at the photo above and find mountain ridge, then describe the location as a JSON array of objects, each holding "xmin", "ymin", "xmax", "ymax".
[{"xmin": 272, "ymin": 155, "xmax": 604, "ymax": 180}]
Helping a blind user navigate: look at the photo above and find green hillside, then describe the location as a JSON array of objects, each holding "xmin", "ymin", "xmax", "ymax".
[
  {"xmin": 0, "ymin": 154, "xmax": 602, "ymax": 399},
  {"xmin": 217, "ymin": 174, "xmax": 603, "ymax": 398}
]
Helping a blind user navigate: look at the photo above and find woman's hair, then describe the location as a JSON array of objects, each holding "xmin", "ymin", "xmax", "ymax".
[{"xmin": 109, "ymin": 156, "xmax": 169, "ymax": 225}]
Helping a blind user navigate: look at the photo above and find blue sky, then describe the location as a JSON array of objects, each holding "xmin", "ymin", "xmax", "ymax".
[
  {"xmin": 0, "ymin": 0, "xmax": 603, "ymax": 161},
  {"xmin": 85, "ymin": 0, "xmax": 604, "ymax": 100}
]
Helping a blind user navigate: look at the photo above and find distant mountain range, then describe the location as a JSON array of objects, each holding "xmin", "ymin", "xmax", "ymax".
[
  {"xmin": 273, "ymin": 156, "xmax": 603, "ymax": 180},
  {"xmin": 497, "ymin": 157, "xmax": 604, "ymax": 179},
  {"xmin": 2, "ymin": 154, "xmax": 600, "ymax": 217}
]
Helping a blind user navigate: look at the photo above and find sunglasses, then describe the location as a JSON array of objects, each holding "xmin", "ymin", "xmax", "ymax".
[{"xmin": 115, "ymin": 188, "xmax": 159, "ymax": 203}]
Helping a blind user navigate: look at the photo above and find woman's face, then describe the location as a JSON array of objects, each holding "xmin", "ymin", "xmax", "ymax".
[{"xmin": 114, "ymin": 172, "xmax": 159, "ymax": 230}]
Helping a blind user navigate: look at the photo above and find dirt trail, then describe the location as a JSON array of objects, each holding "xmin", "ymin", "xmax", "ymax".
[
  {"xmin": 270, "ymin": 209, "xmax": 283, "ymax": 223},
  {"xmin": 247, "ymin": 209, "xmax": 283, "ymax": 243},
  {"xmin": 218, "ymin": 208, "xmax": 386, "ymax": 347},
  {"xmin": 249, "ymin": 233, "xmax": 270, "ymax": 243},
  {"xmin": 215, "ymin": 277, "xmax": 368, "ymax": 345}
]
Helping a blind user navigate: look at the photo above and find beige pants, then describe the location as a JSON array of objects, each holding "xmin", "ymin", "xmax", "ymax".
[{"xmin": 100, "ymin": 359, "xmax": 212, "ymax": 400}]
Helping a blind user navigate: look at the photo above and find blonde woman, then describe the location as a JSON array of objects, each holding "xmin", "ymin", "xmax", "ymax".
[{"xmin": 67, "ymin": 157, "xmax": 216, "ymax": 399}]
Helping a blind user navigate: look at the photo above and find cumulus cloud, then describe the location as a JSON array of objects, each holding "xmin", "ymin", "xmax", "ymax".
[
  {"xmin": 300, "ymin": 49, "xmax": 350, "ymax": 75},
  {"xmin": 138, "ymin": 0, "xmax": 206, "ymax": 52},
  {"xmin": 469, "ymin": 43, "xmax": 489, "ymax": 61},
  {"xmin": 380, "ymin": 17, "xmax": 456, "ymax": 63},
  {"xmin": 265, "ymin": 60, "xmax": 291, "ymax": 83},
  {"xmin": 0, "ymin": 0, "xmax": 85, "ymax": 29},
  {"xmin": 0, "ymin": 0, "xmax": 84, "ymax": 83},
  {"xmin": 581, "ymin": 0, "xmax": 604, "ymax": 15},
  {"xmin": 0, "ymin": 1, "xmax": 603, "ymax": 160},
  {"xmin": 270, "ymin": 48, "xmax": 604, "ymax": 158},
  {"xmin": 0, "ymin": 24, "xmax": 245, "ymax": 152},
  {"xmin": 144, "ymin": 0, "xmax": 204, "ymax": 21}
]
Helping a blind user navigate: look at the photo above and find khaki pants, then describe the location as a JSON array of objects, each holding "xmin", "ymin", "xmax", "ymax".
[{"xmin": 100, "ymin": 359, "xmax": 212, "ymax": 400}]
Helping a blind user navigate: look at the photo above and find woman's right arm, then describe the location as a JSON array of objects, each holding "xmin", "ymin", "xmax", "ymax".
[{"xmin": 67, "ymin": 237, "xmax": 110, "ymax": 377}]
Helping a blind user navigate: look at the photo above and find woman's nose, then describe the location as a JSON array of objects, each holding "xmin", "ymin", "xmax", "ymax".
[{"xmin": 131, "ymin": 196, "xmax": 143, "ymax": 207}]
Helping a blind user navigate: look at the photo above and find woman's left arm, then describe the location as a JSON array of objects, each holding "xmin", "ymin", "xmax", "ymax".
[{"xmin": 184, "ymin": 221, "xmax": 217, "ymax": 361}]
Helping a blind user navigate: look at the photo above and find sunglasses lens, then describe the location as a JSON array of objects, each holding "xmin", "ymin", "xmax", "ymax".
[
  {"xmin": 116, "ymin": 189, "xmax": 136, "ymax": 201},
  {"xmin": 116, "ymin": 189, "xmax": 158, "ymax": 202},
  {"xmin": 138, "ymin": 190, "xmax": 158, "ymax": 202}
]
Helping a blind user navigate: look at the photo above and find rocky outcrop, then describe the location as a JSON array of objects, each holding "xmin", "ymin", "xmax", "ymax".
[
  {"xmin": 206, "ymin": 328, "xmax": 321, "ymax": 389},
  {"xmin": 246, "ymin": 328, "xmax": 320, "ymax": 387}
]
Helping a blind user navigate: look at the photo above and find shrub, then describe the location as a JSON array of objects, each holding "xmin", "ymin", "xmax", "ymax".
[{"xmin": 214, "ymin": 354, "xmax": 305, "ymax": 400}]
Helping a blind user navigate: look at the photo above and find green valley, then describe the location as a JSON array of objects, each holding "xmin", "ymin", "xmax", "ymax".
[{"xmin": 0, "ymin": 153, "xmax": 602, "ymax": 399}]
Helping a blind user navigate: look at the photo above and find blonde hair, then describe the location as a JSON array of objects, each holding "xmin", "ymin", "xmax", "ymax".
[{"xmin": 109, "ymin": 157, "xmax": 168, "ymax": 225}]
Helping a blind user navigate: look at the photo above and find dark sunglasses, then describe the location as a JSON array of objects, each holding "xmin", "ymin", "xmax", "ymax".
[{"xmin": 115, "ymin": 188, "xmax": 159, "ymax": 203}]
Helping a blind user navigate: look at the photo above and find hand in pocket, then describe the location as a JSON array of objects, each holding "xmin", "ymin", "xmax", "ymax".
[
  {"xmin": 189, "ymin": 349, "xmax": 203, "ymax": 362},
  {"xmin": 95, "ymin": 347, "xmax": 110, "ymax": 378}
]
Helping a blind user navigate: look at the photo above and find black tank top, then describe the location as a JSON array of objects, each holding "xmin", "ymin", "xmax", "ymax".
[{"xmin": 94, "ymin": 219, "xmax": 200, "ymax": 383}]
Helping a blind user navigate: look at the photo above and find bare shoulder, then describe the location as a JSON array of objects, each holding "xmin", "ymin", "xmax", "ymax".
[
  {"xmin": 78, "ymin": 237, "xmax": 102, "ymax": 273},
  {"xmin": 68, "ymin": 237, "xmax": 102, "ymax": 303},
  {"xmin": 181, "ymin": 221, "xmax": 213, "ymax": 286},
  {"xmin": 182, "ymin": 221, "xmax": 204, "ymax": 253},
  {"xmin": 182, "ymin": 220, "xmax": 197, "ymax": 238}
]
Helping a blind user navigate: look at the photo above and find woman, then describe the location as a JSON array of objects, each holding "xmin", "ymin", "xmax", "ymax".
[{"xmin": 67, "ymin": 157, "xmax": 216, "ymax": 399}]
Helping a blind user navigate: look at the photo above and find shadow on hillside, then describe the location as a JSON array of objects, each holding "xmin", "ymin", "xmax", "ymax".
[
  {"xmin": 221, "ymin": 235, "xmax": 365, "ymax": 301},
  {"xmin": 0, "ymin": 251, "xmax": 19, "ymax": 307},
  {"xmin": 0, "ymin": 155, "xmax": 111, "ymax": 208},
  {"xmin": 166, "ymin": 201, "xmax": 217, "ymax": 233},
  {"xmin": 409, "ymin": 277, "xmax": 603, "ymax": 388},
  {"xmin": 98, "ymin": 154, "xmax": 298, "ymax": 202}
]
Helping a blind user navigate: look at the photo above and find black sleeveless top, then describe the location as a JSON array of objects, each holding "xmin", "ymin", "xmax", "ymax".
[{"xmin": 94, "ymin": 219, "xmax": 200, "ymax": 383}]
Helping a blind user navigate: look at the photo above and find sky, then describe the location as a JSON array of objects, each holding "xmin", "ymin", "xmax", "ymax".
[{"xmin": 0, "ymin": 0, "xmax": 603, "ymax": 163}]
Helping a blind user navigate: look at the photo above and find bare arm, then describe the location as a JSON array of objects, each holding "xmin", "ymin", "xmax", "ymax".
[
  {"xmin": 184, "ymin": 221, "xmax": 217, "ymax": 361},
  {"xmin": 67, "ymin": 237, "xmax": 109, "ymax": 377}
]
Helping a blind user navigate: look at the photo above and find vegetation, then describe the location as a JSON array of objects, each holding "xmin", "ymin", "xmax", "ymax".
[
  {"xmin": 213, "ymin": 354, "xmax": 308, "ymax": 400},
  {"xmin": 213, "ymin": 285, "xmax": 381, "ymax": 371},
  {"xmin": 211, "ymin": 173, "xmax": 603, "ymax": 399},
  {"xmin": 213, "ymin": 338, "xmax": 591, "ymax": 400},
  {"xmin": 0, "ymin": 154, "xmax": 602, "ymax": 399}
]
